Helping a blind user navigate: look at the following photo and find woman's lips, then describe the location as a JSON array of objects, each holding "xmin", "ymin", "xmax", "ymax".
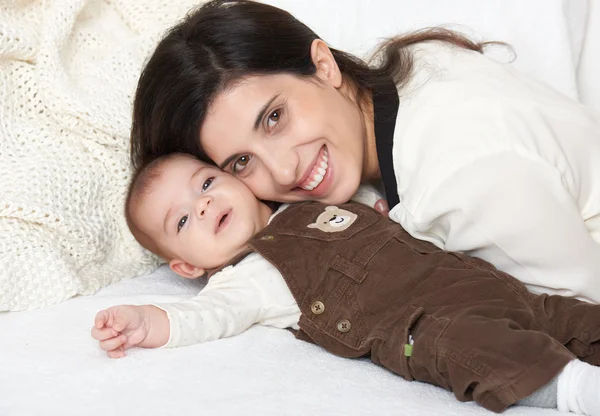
[
  {"xmin": 295, "ymin": 147, "xmax": 334, "ymax": 199},
  {"xmin": 297, "ymin": 146, "xmax": 329, "ymax": 191},
  {"xmin": 215, "ymin": 209, "xmax": 232, "ymax": 234}
]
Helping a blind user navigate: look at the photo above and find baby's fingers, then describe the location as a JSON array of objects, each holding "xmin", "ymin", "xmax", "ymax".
[
  {"xmin": 94, "ymin": 310, "xmax": 110, "ymax": 329},
  {"xmin": 91, "ymin": 326, "xmax": 118, "ymax": 341},
  {"xmin": 107, "ymin": 346, "xmax": 126, "ymax": 359},
  {"xmin": 99, "ymin": 335, "xmax": 127, "ymax": 352}
]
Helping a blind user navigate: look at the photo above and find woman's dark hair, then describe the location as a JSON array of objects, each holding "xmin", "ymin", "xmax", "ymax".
[{"xmin": 130, "ymin": 0, "xmax": 497, "ymax": 170}]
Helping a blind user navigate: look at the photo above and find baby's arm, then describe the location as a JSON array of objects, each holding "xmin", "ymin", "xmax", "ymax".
[
  {"xmin": 92, "ymin": 260, "xmax": 268, "ymax": 356},
  {"xmin": 92, "ymin": 293, "xmax": 261, "ymax": 358},
  {"xmin": 92, "ymin": 255, "xmax": 294, "ymax": 357},
  {"xmin": 157, "ymin": 255, "xmax": 299, "ymax": 348},
  {"xmin": 91, "ymin": 305, "xmax": 169, "ymax": 358},
  {"xmin": 154, "ymin": 279, "xmax": 265, "ymax": 347}
]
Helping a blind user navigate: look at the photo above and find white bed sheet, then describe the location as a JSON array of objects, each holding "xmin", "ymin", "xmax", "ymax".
[{"xmin": 0, "ymin": 266, "xmax": 562, "ymax": 416}]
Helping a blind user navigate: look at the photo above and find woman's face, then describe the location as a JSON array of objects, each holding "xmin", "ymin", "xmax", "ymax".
[{"xmin": 200, "ymin": 42, "xmax": 370, "ymax": 204}]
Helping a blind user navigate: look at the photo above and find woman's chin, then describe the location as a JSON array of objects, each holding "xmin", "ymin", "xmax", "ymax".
[{"xmin": 318, "ymin": 186, "xmax": 356, "ymax": 205}]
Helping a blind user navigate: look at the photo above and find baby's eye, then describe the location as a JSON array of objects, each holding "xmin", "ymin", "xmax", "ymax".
[
  {"xmin": 202, "ymin": 177, "xmax": 214, "ymax": 191},
  {"xmin": 177, "ymin": 215, "xmax": 188, "ymax": 233},
  {"xmin": 232, "ymin": 155, "xmax": 252, "ymax": 174},
  {"xmin": 266, "ymin": 109, "xmax": 282, "ymax": 130}
]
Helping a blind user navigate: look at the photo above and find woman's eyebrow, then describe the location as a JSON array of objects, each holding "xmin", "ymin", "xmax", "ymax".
[
  {"xmin": 219, "ymin": 94, "xmax": 281, "ymax": 169},
  {"xmin": 253, "ymin": 94, "xmax": 280, "ymax": 131},
  {"xmin": 219, "ymin": 154, "xmax": 239, "ymax": 170}
]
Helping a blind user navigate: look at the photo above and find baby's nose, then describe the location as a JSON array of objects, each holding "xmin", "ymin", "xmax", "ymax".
[{"xmin": 196, "ymin": 196, "xmax": 212, "ymax": 218}]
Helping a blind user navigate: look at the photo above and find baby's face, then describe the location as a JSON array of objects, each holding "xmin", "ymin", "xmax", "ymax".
[{"xmin": 136, "ymin": 155, "xmax": 271, "ymax": 271}]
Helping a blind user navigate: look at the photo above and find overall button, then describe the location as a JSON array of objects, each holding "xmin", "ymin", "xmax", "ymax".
[
  {"xmin": 310, "ymin": 301, "xmax": 325, "ymax": 315},
  {"xmin": 260, "ymin": 235, "xmax": 274, "ymax": 241},
  {"xmin": 337, "ymin": 319, "xmax": 351, "ymax": 333}
]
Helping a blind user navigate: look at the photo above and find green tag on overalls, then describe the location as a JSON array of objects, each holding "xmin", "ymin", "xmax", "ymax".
[{"xmin": 404, "ymin": 344, "xmax": 413, "ymax": 357}]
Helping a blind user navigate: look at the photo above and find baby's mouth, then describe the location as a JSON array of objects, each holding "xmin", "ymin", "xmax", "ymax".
[
  {"xmin": 297, "ymin": 146, "xmax": 329, "ymax": 191},
  {"xmin": 215, "ymin": 209, "xmax": 232, "ymax": 234}
]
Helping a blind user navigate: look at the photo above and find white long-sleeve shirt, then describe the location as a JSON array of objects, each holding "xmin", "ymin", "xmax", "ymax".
[
  {"xmin": 387, "ymin": 42, "xmax": 600, "ymax": 302},
  {"xmin": 156, "ymin": 252, "xmax": 300, "ymax": 347}
]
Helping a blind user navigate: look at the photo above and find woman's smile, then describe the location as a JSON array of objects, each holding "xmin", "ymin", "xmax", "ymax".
[
  {"xmin": 297, "ymin": 145, "xmax": 329, "ymax": 191},
  {"xmin": 296, "ymin": 145, "xmax": 335, "ymax": 198}
]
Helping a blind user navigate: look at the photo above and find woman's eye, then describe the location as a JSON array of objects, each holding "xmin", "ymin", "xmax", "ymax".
[
  {"xmin": 202, "ymin": 177, "xmax": 214, "ymax": 191},
  {"xmin": 232, "ymin": 155, "xmax": 252, "ymax": 174},
  {"xmin": 177, "ymin": 215, "xmax": 188, "ymax": 233},
  {"xmin": 266, "ymin": 109, "xmax": 282, "ymax": 130}
]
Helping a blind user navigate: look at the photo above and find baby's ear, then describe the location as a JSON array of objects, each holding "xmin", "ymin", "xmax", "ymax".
[{"xmin": 169, "ymin": 259, "xmax": 205, "ymax": 279}]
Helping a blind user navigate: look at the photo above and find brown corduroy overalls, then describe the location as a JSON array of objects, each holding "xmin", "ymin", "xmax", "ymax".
[{"xmin": 230, "ymin": 202, "xmax": 600, "ymax": 413}]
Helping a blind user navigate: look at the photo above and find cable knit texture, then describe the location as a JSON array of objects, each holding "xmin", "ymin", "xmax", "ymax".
[{"xmin": 0, "ymin": 0, "xmax": 204, "ymax": 311}]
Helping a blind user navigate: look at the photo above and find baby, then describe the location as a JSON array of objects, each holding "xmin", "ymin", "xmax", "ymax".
[{"xmin": 93, "ymin": 153, "xmax": 600, "ymax": 415}]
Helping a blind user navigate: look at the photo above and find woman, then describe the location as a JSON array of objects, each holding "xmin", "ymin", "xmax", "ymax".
[{"xmin": 130, "ymin": 0, "xmax": 600, "ymax": 302}]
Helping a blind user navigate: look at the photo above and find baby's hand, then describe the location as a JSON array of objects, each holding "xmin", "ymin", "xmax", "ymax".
[{"xmin": 91, "ymin": 305, "xmax": 153, "ymax": 358}]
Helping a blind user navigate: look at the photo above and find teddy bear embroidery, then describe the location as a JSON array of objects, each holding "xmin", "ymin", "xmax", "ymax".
[{"xmin": 307, "ymin": 206, "xmax": 358, "ymax": 233}]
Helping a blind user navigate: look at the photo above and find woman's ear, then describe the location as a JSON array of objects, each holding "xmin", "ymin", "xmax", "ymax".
[
  {"xmin": 169, "ymin": 259, "xmax": 205, "ymax": 279},
  {"xmin": 310, "ymin": 39, "xmax": 343, "ymax": 88}
]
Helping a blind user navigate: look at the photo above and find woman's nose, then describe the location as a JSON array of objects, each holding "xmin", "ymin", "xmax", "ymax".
[
  {"xmin": 195, "ymin": 195, "xmax": 213, "ymax": 218},
  {"xmin": 262, "ymin": 150, "xmax": 298, "ymax": 187}
]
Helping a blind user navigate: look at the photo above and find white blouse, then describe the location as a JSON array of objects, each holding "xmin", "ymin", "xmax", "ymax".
[{"xmin": 388, "ymin": 42, "xmax": 600, "ymax": 302}]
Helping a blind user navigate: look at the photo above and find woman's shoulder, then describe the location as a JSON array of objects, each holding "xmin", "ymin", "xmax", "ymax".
[
  {"xmin": 400, "ymin": 41, "xmax": 516, "ymax": 103},
  {"xmin": 389, "ymin": 41, "xmax": 600, "ymax": 216},
  {"xmin": 400, "ymin": 40, "xmax": 592, "ymax": 114},
  {"xmin": 407, "ymin": 40, "xmax": 495, "ymax": 76},
  {"xmin": 395, "ymin": 41, "xmax": 598, "ymax": 146}
]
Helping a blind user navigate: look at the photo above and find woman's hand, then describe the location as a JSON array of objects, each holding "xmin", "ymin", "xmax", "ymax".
[
  {"xmin": 351, "ymin": 183, "xmax": 389, "ymax": 216},
  {"xmin": 91, "ymin": 305, "xmax": 169, "ymax": 358},
  {"xmin": 374, "ymin": 198, "xmax": 389, "ymax": 217}
]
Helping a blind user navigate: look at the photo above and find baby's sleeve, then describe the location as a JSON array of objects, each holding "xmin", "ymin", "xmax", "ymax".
[{"xmin": 153, "ymin": 268, "xmax": 264, "ymax": 348}]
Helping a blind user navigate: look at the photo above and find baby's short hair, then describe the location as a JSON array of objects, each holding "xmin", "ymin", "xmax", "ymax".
[{"xmin": 125, "ymin": 153, "xmax": 187, "ymax": 261}]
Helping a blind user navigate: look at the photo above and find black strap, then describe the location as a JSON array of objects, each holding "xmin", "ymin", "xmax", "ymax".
[{"xmin": 372, "ymin": 77, "xmax": 400, "ymax": 208}]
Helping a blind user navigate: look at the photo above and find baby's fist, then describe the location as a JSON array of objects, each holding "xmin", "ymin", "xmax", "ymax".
[{"xmin": 91, "ymin": 305, "xmax": 149, "ymax": 358}]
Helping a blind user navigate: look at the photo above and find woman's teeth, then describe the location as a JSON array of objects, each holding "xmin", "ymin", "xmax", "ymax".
[{"xmin": 301, "ymin": 149, "xmax": 328, "ymax": 191}]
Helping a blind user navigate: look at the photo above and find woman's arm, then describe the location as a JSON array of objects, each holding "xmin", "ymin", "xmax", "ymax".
[{"xmin": 408, "ymin": 152, "xmax": 600, "ymax": 302}]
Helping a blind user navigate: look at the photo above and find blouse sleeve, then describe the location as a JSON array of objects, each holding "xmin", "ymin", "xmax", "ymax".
[
  {"xmin": 415, "ymin": 152, "xmax": 600, "ymax": 302},
  {"xmin": 351, "ymin": 182, "xmax": 385, "ymax": 209}
]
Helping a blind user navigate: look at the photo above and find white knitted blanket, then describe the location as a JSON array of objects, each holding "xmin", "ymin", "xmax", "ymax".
[{"xmin": 0, "ymin": 0, "xmax": 202, "ymax": 311}]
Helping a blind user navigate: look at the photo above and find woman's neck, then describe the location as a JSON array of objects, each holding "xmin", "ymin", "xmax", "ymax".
[{"xmin": 361, "ymin": 92, "xmax": 381, "ymax": 181}]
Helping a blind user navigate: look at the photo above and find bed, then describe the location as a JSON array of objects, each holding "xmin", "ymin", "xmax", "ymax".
[
  {"xmin": 0, "ymin": 266, "xmax": 561, "ymax": 415},
  {"xmin": 1, "ymin": 0, "xmax": 598, "ymax": 414}
]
